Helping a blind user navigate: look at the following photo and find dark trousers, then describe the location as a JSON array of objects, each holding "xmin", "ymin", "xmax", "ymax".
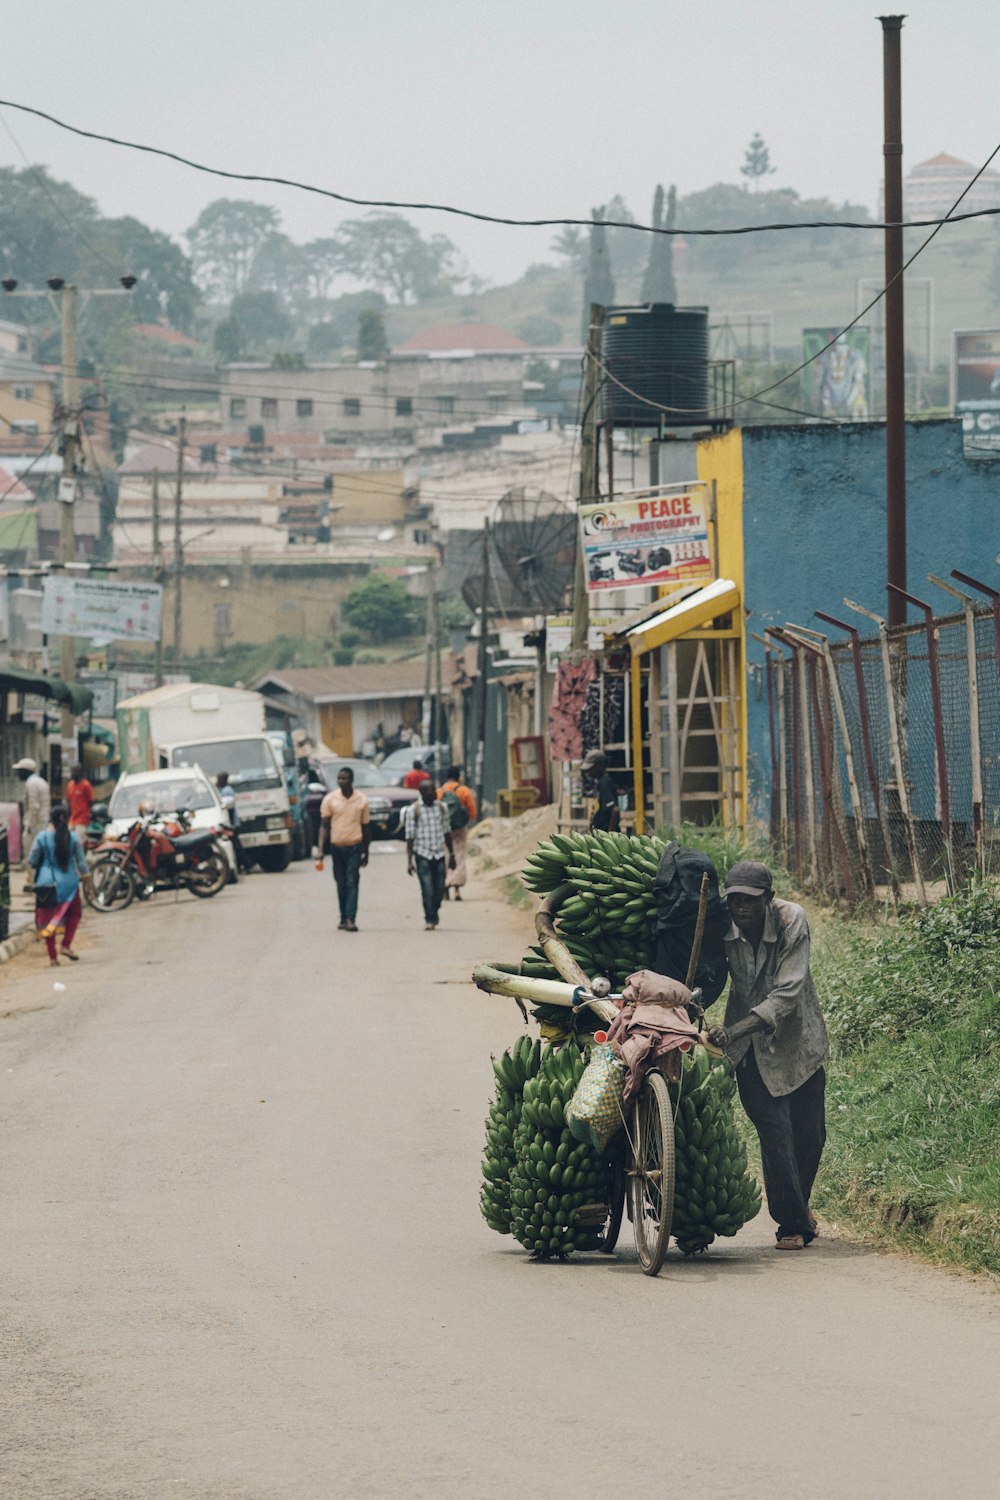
[
  {"xmin": 737, "ymin": 1047, "xmax": 826, "ymax": 1242},
  {"xmin": 331, "ymin": 843, "xmax": 362, "ymax": 922},
  {"xmin": 415, "ymin": 853, "xmax": 446, "ymax": 924}
]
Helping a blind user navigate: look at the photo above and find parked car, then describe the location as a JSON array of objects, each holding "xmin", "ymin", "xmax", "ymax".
[
  {"xmin": 104, "ymin": 767, "xmax": 239, "ymax": 878},
  {"xmin": 303, "ymin": 756, "xmax": 419, "ymax": 845},
  {"xmin": 375, "ymin": 743, "xmax": 452, "ymax": 786}
]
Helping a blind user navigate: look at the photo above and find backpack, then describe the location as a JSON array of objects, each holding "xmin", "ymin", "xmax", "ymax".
[
  {"xmin": 440, "ymin": 787, "xmax": 470, "ymax": 831},
  {"xmin": 651, "ymin": 840, "xmax": 730, "ymax": 1005}
]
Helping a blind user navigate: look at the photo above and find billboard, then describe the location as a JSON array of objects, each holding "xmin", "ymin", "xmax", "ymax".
[
  {"xmin": 580, "ymin": 484, "xmax": 713, "ymax": 594},
  {"xmin": 801, "ymin": 328, "xmax": 871, "ymax": 420},
  {"xmin": 953, "ymin": 329, "xmax": 1000, "ymax": 453},
  {"xmin": 41, "ymin": 577, "xmax": 162, "ymax": 643}
]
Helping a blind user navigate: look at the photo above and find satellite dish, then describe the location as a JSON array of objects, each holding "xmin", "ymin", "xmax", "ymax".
[
  {"xmin": 491, "ymin": 487, "xmax": 576, "ymax": 613},
  {"xmin": 377, "ymin": 527, "xmax": 396, "ymax": 543}
]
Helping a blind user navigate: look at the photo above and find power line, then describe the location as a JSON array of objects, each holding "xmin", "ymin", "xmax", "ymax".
[
  {"xmin": 0, "ymin": 431, "xmax": 58, "ymax": 504},
  {"xmin": 5, "ymin": 95, "xmax": 1000, "ymax": 240},
  {"xmin": 0, "ymin": 108, "xmax": 124, "ymax": 278}
]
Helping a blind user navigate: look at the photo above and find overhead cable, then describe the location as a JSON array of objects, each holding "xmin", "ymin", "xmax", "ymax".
[{"xmin": 3, "ymin": 96, "xmax": 1000, "ymax": 239}]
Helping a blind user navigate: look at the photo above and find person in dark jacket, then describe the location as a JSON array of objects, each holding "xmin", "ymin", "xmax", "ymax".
[{"xmin": 582, "ymin": 749, "xmax": 619, "ymax": 831}]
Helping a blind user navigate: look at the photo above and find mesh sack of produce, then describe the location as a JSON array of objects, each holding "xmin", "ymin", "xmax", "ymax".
[{"xmin": 565, "ymin": 1042, "xmax": 627, "ymax": 1153}]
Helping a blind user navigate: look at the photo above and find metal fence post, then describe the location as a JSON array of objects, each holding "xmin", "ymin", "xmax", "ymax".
[
  {"xmin": 845, "ymin": 599, "xmax": 926, "ymax": 905},
  {"xmin": 928, "ymin": 575, "xmax": 984, "ymax": 877}
]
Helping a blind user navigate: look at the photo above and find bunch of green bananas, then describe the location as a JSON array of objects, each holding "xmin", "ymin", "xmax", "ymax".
[
  {"xmin": 480, "ymin": 1034, "xmax": 542, "ymax": 1234},
  {"xmin": 670, "ymin": 1048, "xmax": 762, "ymax": 1254},
  {"xmin": 519, "ymin": 829, "xmax": 666, "ymax": 989},
  {"xmin": 508, "ymin": 1042, "xmax": 613, "ymax": 1258}
]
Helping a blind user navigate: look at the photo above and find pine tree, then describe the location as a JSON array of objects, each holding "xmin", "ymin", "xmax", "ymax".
[
  {"xmin": 581, "ymin": 206, "xmax": 615, "ymax": 339},
  {"xmin": 640, "ymin": 184, "xmax": 678, "ymax": 304},
  {"xmin": 740, "ymin": 133, "xmax": 776, "ymax": 191}
]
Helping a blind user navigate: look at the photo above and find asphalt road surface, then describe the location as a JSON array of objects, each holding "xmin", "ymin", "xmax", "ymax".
[{"xmin": 2, "ymin": 847, "xmax": 997, "ymax": 1499}]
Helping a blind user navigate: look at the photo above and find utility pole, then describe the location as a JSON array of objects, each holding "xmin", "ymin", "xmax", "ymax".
[
  {"xmin": 151, "ymin": 468, "xmax": 163, "ymax": 686},
  {"xmin": 572, "ymin": 303, "xmax": 605, "ymax": 651},
  {"xmin": 58, "ymin": 285, "xmax": 80, "ymax": 752},
  {"xmin": 173, "ymin": 415, "xmax": 186, "ymax": 668},
  {"xmin": 431, "ymin": 578, "xmax": 443, "ymax": 749},
  {"xmin": 475, "ymin": 519, "xmax": 490, "ymax": 814},
  {"xmin": 881, "ymin": 14, "xmax": 907, "ymax": 627}
]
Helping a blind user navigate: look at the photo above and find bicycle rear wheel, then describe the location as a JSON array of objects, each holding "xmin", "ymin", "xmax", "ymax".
[{"xmin": 627, "ymin": 1071, "xmax": 675, "ymax": 1277}]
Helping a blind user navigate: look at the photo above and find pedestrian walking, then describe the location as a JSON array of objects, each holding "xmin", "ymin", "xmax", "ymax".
[
  {"xmin": 403, "ymin": 781, "xmax": 455, "ymax": 930},
  {"xmin": 28, "ymin": 802, "xmax": 89, "ymax": 967},
  {"xmin": 66, "ymin": 762, "xmax": 94, "ymax": 834},
  {"xmin": 13, "ymin": 756, "xmax": 51, "ymax": 867},
  {"xmin": 216, "ymin": 772, "xmax": 252, "ymax": 873},
  {"xmin": 437, "ymin": 765, "xmax": 476, "ymax": 901},
  {"xmin": 318, "ymin": 766, "xmax": 371, "ymax": 931},
  {"xmin": 707, "ymin": 861, "xmax": 829, "ymax": 1251},
  {"xmin": 402, "ymin": 758, "xmax": 431, "ymax": 790},
  {"xmin": 581, "ymin": 748, "xmax": 620, "ymax": 832}
]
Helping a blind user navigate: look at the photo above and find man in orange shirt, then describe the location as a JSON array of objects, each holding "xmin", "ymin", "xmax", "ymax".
[
  {"xmin": 66, "ymin": 762, "xmax": 94, "ymax": 834},
  {"xmin": 437, "ymin": 764, "xmax": 476, "ymax": 901},
  {"xmin": 318, "ymin": 766, "xmax": 371, "ymax": 931},
  {"xmin": 402, "ymin": 759, "xmax": 431, "ymax": 790}
]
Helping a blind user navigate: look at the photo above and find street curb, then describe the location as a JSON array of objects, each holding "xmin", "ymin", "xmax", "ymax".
[{"xmin": 0, "ymin": 926, "xmax": 34, "ymax": 965}]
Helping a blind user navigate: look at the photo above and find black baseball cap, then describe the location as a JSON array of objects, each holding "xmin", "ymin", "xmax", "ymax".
[{"xmin": 724, "ymin": 860, "xmax": 773, "ymax": 897}]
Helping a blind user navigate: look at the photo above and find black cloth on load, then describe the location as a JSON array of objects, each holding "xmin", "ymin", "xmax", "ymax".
[{"xmin": 652, "ymin": 840, "xmax": 730, "ymax": 1006}]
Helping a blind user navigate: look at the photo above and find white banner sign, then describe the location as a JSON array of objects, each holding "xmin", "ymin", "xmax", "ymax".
[
  {"xmin": 580, "ymin": 484, "xmax": 714, "ymax": 594},
  {"xmin": 42, "ymin": 577, "xmax": 163, "ymax": 643}
]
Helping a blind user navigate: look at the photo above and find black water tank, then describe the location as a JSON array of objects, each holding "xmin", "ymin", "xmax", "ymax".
[{"xmin": 601, "ymin": 303, "xmax": 710, "ymax": 426}]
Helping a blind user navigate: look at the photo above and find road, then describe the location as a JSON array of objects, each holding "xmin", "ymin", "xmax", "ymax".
[{"xmin": 1, "ymin": 845, "xmax": 997, "ymax": 1499}]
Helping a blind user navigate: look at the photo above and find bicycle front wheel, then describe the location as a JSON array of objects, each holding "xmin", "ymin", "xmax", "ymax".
[{"xmin": 627, "ymin": 1071, "xmax": 675, "ymax": 1277}]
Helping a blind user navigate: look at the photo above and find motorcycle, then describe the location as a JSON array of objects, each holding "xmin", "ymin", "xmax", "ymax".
[{"xmin": 86, "ymin": 810, "xmax": 230, "ymax": 911}]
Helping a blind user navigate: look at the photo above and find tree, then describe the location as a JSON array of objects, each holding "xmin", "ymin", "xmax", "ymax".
[
  {"xmin": 604, "ymin": 194, "xmax": 645, "ymax": 285},
  {"xmin": 740, "ymin": 134, "xmax": 776, "ymax": 191},
  {"xmin": 104, "ymin": 215, "xmax": 199, "ymax": 331},
  {"xmin": 334, "ymin": 213, "xmax": 461, "ymax": 303},
  {"xmin": 302, "ymin": 238, "xmax": 344, "ymax": 301},
  {"xmin": 341, "ymin": 573, "xmax": 419, "ymax": 643},
  {"xmin": 213, "ymin": 314, "xmax": 244, "ymax": 362},
  {"xmin": 247, "ymin": 231, "xmax": 305, "ymax": 299},
  {"xmin": 550, "ymin": 225, "xmax": 587, "ymax": 271},
  {"xmin": 357, "ymin": 308, "xmax": 390, "ymax": 362},
  {"xmin": 640, "ymin": 185, "xmax": 678, "ymax": 304},
  {"xmin": 582, "ymin": 206, "xmax": 615, "ymax": 338},
  {"xmin": 228, "ymin": 289, "xmax": 292, "ymax": 351},
  {"xmin": 186, "ymin": 199, "xmax": 281, "ymax": 300},
  {"xmin": 516, "ymin": 313, "xmax": 561, "ymax": 346}
]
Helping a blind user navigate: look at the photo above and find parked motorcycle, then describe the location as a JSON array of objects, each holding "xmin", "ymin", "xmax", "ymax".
[{"xmin": 86, "ymin": 808, "xmax": 230, "ymax": 911}]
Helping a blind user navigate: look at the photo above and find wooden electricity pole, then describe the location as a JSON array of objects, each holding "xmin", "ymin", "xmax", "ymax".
[
  {"xmin": 151, "ymin": 468, "xmax": 164, "ymax": 686},
  {"xmin": 881, "ymin": 15, "xmax": 907, "ymax": 627},
  {"xmin": 572, "ymin": 303, "xmax": 605, "ymax": 652},
  {"xmin": 58, "ymin": 285, "xmax": 80, "ymax": 748},
  {"xmin": 475, "ymin": 519, "xmax": 491, "ymax": 813},
  {"xmin": 173, "ymin": 415, "xmax": 186, "ymax": 667}
]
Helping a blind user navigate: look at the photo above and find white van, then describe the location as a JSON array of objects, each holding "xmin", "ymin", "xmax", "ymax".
[{"xmin": 164, "ymin": 734, "xmax": 293, "ymax": 872}]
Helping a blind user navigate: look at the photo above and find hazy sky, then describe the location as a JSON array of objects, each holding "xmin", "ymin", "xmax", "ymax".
[{"xmin": 3, "ymin": 1, "xmax": 999, "ymax": 286}]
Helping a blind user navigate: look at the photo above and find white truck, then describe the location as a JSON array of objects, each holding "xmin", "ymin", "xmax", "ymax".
[{"xmin": 116, "ymin": 684, "xmax": 293, "ymax": 872}]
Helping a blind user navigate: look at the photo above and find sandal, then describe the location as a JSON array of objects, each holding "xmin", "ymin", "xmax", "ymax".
[
  {"xmin": 775, "ymin": 1234, "xmax": 807, "ymax": 1250},
  {"xmin": 62, "ymin": 949, "xmax": 80, "ymax": 962}
]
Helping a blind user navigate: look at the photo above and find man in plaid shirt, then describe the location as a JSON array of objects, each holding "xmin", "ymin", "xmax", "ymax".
[{"xmin": 403, "ymin": 781, "xmax": 456, "ymax": 930}]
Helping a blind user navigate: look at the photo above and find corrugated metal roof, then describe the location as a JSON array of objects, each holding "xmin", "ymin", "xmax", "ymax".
[{"xmin": 254, "ymin": 658, "xmax": 436, "ymax": 703}]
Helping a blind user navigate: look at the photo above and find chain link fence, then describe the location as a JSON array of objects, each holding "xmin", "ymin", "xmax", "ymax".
[{"xmin": 762, "ymin": 594, "xmax": 1000, "ymax": 903}]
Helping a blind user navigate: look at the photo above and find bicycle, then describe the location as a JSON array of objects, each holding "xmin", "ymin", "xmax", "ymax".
[{"xmin": 473, "ymin": 964, "xmax": 704, "ymax": 1277}]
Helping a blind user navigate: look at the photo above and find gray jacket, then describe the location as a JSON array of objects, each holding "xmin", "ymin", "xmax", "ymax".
[{"xmin": 722, "ymin": 897, "xmax": 829, "ymax": 1097}]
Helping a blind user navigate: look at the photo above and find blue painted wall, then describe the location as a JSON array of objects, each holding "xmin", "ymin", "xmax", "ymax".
[{"xmin": 739, "ymin": 419, "xmax": 1000, "ymax": 813}]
